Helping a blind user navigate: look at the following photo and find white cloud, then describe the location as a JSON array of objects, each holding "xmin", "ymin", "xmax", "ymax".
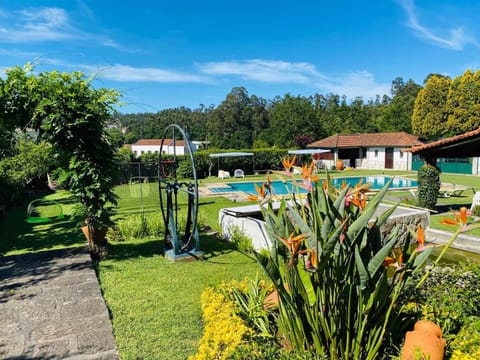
[
  {"xmin": 87, "ymin": 64, "xmax": 210, "ymax": 83},
  {"xmin": 197, "ymin": 59, "xmax": 329, "ymax": 83},
  {"xmin": 0, "ymin": 7, "xmax": 76, "ymax": 42},
  {"xmin": 0, "ymin": 6, "xmax": 120, "ymax": 48},
  {"xmin": 398, "ymin": 0, "xmax": 478, "ymax": 50},
  {"xmin": 320, "ymin": 71, "xmax": 391, "ymax": 100},
  {"xmin": 197, "ymin": 59, "xmax": 390, "ymax": 99}
]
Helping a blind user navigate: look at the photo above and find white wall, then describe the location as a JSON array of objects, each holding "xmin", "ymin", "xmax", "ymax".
[
  {"xmin": 356, "ymin": 147, "xmax": 411, "ymax": 170},
  {"xmin": 131, "ymin": 143, "xmax": 199, "ymax": 157},
  {"xmin": 392, "ymin": 147, "xmax": 410, "ymax": 170},
  {"xmin": 219, "ymin": 210, "xmax": 272, "ymax": 251},
  {"xmin": 361, "ymin": 147, "xmax": 386, "ymax": 169}
]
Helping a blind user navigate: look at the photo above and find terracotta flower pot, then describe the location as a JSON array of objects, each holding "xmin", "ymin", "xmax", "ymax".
[
  {"xmin": 401, "ymin": 320, "xmax": 445, "ymax": 360},
  {"xmin": 81, "ymin": 225, "xmax": 108, "ymax": 258},
  {"xmin": 414, "ymin": 320, "xmax": 443, "ymax": 338},
  {"xmin": 81, "ymin": 225, "xmax": 108, "ymax": 243},
  {"xmin": 336, "ymin": 159, "xmax": 344, "ymax": 170}
]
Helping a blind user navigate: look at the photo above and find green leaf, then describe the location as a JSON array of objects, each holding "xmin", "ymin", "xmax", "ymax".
[
  {"xmin": 412, "ymin": 246, "xmax": 434, "ymax": 273},
  {"xmin": 254, "ymin": 251, "xmax": 282, "ymax": 285},
  {"xmin": 355, "ymin": 245, "xmax": 370, "ymax": 290},
  {"xmin": 367, "ymin": 232, "xmax": 398, "ymax": 277},
  {"xmin": 320, "ymin": 185, "xmax": 349, "ymax": 240},
  {"xmin": 297, "ymin": 266, "xmax": 316, "ymax": 306},
  {"xmin": 346, "ymin": 178, "xmax": 393, "ymax": 241}
]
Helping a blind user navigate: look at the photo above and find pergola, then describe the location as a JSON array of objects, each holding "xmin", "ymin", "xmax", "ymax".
[{"xmin": 208, "ymin": 152, "xmax": 255, "ymax": 176}]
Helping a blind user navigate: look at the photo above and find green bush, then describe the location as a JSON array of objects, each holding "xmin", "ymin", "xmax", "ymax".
[
  {"xmin": 229, "ymin": 226, "xmax": 254, "ymax": 254},
  {"xmin": 450, "ymin": 317, "xmax": 480, "ymax": 359},
  {"xmin": 398, "ymin": 262, "xmax": 480, "ymax": 357},
  {"xmin": 417, "ymin": 164, "xmax": 440, "ymax": 209},
  {"xmin": 116, "ymin": 213, "xmax": 164, "ymax": 240}
]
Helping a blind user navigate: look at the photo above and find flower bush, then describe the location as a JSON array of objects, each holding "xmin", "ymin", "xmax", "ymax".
[
  {"xmin": 246, "ymin": 157, "xmax": 467, "ymax": 359},
  {"xmin": 190, "ymin": 285, "xmax": 253, "ymax": 360}
]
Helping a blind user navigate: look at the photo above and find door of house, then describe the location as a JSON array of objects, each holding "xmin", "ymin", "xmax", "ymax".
[{"xmin": 385, "ymin": 147, "xmax": 394, "ymax": 169}]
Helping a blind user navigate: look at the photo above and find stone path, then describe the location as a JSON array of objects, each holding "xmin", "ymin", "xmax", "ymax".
[{"xmin": 0, "ymin": 247, "xmax": 118, "ymax": 359}]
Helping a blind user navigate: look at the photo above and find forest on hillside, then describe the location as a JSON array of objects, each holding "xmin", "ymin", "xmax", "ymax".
[
  {"xmin": 110, "ymin": 70, "xmax": 480, "ymax": 150},
  {"xmin": 112, "ymin": 77, "xmax": 421, "ymax": 149}
]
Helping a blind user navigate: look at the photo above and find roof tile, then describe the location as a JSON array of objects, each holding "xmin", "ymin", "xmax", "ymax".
[{"xmin": 308, "ymin": 132, "xmax": 423, "ymax": 148}]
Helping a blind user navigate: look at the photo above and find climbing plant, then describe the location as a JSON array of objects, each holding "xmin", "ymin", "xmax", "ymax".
[
  {"xmin": 0, "ymin": 64, "xmax": 121, "ymax": 256},
  {"xmin": 417, "ymin": 164, "xmax": 440, "ymax": 209}
]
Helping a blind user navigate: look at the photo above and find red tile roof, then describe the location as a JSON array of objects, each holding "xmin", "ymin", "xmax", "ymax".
[
  {"xmin": 406, "ymin": 128, "xmax": 480, "ymax": 154},
  {"xmin": 133, "ymin": 139, "xmax": 186, "ymax": 146},
  {"xmin": 308, "ymin": 132, "xmax": 423, "ymax": 148}
]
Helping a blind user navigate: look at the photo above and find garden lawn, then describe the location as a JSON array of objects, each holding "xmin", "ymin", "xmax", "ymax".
[
  {"xmin": 98, "ymin": 191, "xmax": 261, "ymax": 360},
  {"xmin": 98, "ymin": 235, "xmax": 262, "ymax": 359},
  {"xmin": 0, "ymin": 190, "xmax": 86, "ymax": 256}
]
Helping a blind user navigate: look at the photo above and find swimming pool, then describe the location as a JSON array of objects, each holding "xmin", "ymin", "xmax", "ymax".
[{"xmin": 209, "ymin": 176, "xmax": 417, "ymax": 196}]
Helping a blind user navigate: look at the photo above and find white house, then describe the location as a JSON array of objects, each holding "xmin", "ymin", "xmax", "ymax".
[
  {"xmin": 130, "ymin": 139, "xmax": 200, "ymax": 157},
  {"xmin": 308, "ymin": 132, "xmax": 424, "ymax": 170}
]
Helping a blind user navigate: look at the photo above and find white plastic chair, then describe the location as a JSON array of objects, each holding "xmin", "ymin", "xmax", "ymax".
[
  {"xmin": 218, "ymin": 170, "xmax": 230, "ymax": 179},
  {"xmin": 234, "ymin": 169, "xmax": 245, "ymax": 178},
  {"xmin": 471, "ymin": 191, "xmax": 480, "ymax": 211}
]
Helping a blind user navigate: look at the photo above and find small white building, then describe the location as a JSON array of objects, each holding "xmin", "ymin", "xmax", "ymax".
[
  {"xmin": 130, "ymin": 139, "xmax": 200, "ymax": 157},
  {"xmin": 308, "ymin": 132, "xmax": 424, "ymax": 170}
]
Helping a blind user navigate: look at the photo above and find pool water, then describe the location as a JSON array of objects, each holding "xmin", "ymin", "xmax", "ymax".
[{"xmin": 209, "ymin": 176, "xmax": 417, "ymax": 196}]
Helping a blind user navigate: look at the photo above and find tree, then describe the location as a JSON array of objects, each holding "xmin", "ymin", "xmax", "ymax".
[
  {"xmin": 412, "ymin": 75, "xmax": 451, "ymax": 139},
  {"xmin": 0, "ymin": 64, "xmax": 39, "ymax": 158},
  {"xmin": 446, "ymin": 69, "xmax": 480, "ymax": 134},
  {"xmin": 378, "ymin": 78, "xmax": 421, "ymax": 133},
  {"xmin": 208, "ymin": 87, "xmax": 260, "ymax": 149},
  {"xmin": 270, "ymin": 94, "xmax": 319, "ymax": 147}
]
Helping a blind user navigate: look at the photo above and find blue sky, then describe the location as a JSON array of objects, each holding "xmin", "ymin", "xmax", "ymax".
[{"xmin": 0, "ymin": 0, "xmax": 479, "ymax": 113}]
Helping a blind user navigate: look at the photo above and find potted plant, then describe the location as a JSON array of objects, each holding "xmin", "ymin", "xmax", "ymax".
[{"xmin": 68, "ymin": 145, "xmax": 118, "ymax": 258}]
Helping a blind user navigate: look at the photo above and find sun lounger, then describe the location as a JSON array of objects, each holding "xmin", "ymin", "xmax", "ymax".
[
  {"xmin": 438, "ymin": 188, "xmax": 465, "ymax": 198},
  {"xmin": 218, "ymin": 170, "xmax": 230, "ymax": 179},
  {"xmin": 410, "ymin": 188, "xmax": 465, "ymax": 198},
  {"xmin": 293, "ymin": 166, "xmax": 302, "ymax": 175},
  {"xmin": 234, "ymin": 169, "xmax": 245, "ymax": 178}
]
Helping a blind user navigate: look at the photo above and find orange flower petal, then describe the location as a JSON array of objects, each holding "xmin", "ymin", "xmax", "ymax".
[{"xmin": 440, "ymin": 218, "xmax": 459, "ymax": 226}]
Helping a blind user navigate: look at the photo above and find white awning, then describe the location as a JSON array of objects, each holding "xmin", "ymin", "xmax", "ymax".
[
  {"xmin": 209, "ymin": 152, "xmax": 254, "ymax": 157},
  {"xmin": 288, "ymin": 149, "xmax": 330, "ymax": 155}
]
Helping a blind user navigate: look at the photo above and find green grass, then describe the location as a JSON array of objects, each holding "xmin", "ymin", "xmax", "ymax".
[
  {"xmin": 0, "ymin": 190, "xmax": 86, "ymax": 256},
  {"xmin": 98, "ymin": 236, "xmax": 261, "ymax": 359}
]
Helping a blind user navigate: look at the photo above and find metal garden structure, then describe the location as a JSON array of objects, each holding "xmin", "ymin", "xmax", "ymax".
[{"xmin": 158, "ymin": 124, "xmax": 201, "ymax": 261}]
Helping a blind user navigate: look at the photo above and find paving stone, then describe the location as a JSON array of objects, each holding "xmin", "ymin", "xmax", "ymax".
[{"xmin": 0, "ymin": 247, "xmax": 119, "ymax": 359}]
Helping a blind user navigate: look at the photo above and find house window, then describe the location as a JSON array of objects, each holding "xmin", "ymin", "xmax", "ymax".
[
  {"xmin": 374, "ymin": 150, "xmax": 378, "ymax": 158},
  {"xmin": 400, "ymin": 152, "xmax": 404, "ymax": 158}
]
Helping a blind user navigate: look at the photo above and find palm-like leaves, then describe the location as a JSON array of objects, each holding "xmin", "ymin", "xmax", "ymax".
[{"xmin": 254, "ymin": 175, "xmax": 434, "ymax": 359}]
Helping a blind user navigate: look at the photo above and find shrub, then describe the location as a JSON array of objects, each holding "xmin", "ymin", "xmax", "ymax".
[
  {"xmin": 398, "ymin": 262, "xmax": 480, "ymax": 357},
  {"xmin": 189, "ymin": 286, "xmax": 253, "ymax": 360},
  {"xmin": 252, "ymin": 172, "xmax": 435, "ymax": 359},
  {"xmin": 106, "ymin": 225, "xmax": 124, "ymax": 242},
  {"xmin": 450, "ymin": 317, "xmax": 480, "ymax": 359},
  {"xmin": 417, "ymin": 164, "xmax": 440, "ymax": 209},
  {"xmin": 116, "ymin": 213, "xmax": 164, "ymax": 240},
  {"xmin": 229, "ymin": 226, "xmax": 254, "ymax": 254}
]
